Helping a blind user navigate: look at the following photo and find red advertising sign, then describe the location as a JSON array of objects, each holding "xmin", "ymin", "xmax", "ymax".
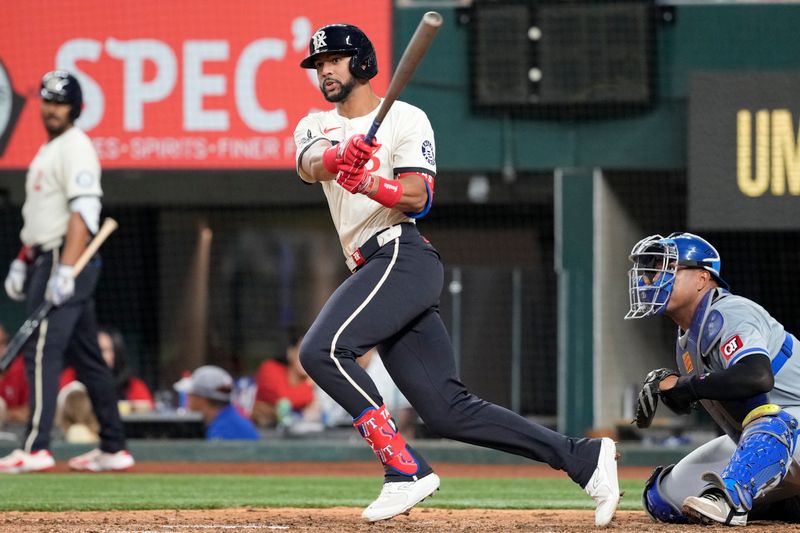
[{"xmin": 0, "ymin": 1, "xmax": 391, "ymax": 169}]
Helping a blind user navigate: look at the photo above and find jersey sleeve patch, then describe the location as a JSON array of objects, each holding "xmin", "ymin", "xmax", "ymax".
[
  {"xmin": 721, "ymin": 335, "xmax": 744, "ymax": 360},
  {"xmin": 75, "ymin": 170, "xmax": 97, "ymax": 189},
  {"xmin": 421, "ymin": 140, "xmax": 435, "ymax": 166},
  {"xmin": 297, "ymin": 129, "xmax": 314, "ymax": 148}
]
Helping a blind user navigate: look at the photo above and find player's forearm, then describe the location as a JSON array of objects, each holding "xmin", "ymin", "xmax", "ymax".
[
  {"xmin": 665, "ymin": 354, "xmax": 773, "ymax": 402},
  {"xmin": 301, "ymin": 143, "xmax": 337, "ymax": 183},
  {"xmin": 60, "ymin": 212, "xmax": 90, "ymax": 265},
  {"xmin": 365, "ymin": 174, "xmax": 428, "ymax": 213}
]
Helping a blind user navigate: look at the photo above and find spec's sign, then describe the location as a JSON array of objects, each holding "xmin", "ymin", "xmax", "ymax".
[
  {"xmin": 0, "ymin": 1, "xmax": 390, "ymax": 169},
  {"xmin": 689, "ymin": 72, "xmax": 800, "ymax": 229}
]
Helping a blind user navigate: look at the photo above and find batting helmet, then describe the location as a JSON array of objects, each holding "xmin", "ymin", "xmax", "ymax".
[
  {"xmin": 300, "ymin": 24, "xmax": 378, "ymax": 80},
  {"xmin": 40, "ymin": 70, "xmax": 83, "ymax": 121},
  {"xmin": 625, "ymin": 232, "xmax": 729, "ymax": 319}
]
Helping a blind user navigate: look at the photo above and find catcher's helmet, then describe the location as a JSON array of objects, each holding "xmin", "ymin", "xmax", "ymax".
[
  {"xmin": 40, "ymin": 70, "xmax": 83, "ymax": 121},
  {"xmin": 300, "ymin": 24, "xmax": 378, "ymax": 80},
  {"xmin": 625, "ymin": 232, "xmax": 729, "ymax": 319}
]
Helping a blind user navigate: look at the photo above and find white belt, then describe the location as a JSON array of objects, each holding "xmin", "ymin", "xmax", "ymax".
[{"xmin": 345, "ymin": 225, "xmax": 403, "ymax": 272}]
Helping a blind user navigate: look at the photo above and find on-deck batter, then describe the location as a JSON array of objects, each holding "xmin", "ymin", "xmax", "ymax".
[{"xmin": 0, "ymin": 70, "xmax": 133, "ymax": 474}]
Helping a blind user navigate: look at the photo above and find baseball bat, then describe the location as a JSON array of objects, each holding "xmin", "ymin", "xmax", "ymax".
[
  {"xmin": 0, "ymin": 217, "xmax": 119, "ymax": 372},
  {"xmin": 364, "ymin": 11, "xmax": 444, "ymax": 144}
]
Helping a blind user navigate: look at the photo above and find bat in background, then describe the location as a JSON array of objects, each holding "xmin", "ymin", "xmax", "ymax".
[
  {"xmin": 364, "ymin": 11, "xmax": 444, "ymax": 145},
  {"xmin": 0, "ymin": 217, "xmax": 119, "ymax": 373}
]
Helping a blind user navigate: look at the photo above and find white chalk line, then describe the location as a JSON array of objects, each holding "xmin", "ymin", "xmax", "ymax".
[{"xmin": 116, "ymin": 525, "xmax": 289, "ymax": 532}]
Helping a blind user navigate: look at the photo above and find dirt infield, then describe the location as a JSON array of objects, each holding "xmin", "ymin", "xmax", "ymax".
[{"xmin": 1, "ymin": 508, "xmax": 798, "ymax": 533}]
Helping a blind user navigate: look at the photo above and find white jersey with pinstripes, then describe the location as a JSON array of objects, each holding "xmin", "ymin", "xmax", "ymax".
[
  {"xmin": 21, "ymin": 127, "xmax": 102, "ymax": 250},
  {"xmin": 294, "ymin": 99, "xmax": 437, "ymax": 259}
]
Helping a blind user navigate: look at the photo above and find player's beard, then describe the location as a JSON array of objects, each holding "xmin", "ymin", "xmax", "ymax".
[
  {"xmin": 322, "ymin": 78, "xmax": 356, "ymax": 103},
  {"xmin": 43, "ymin": 115, "xmax": 71, "ymax": 138}
]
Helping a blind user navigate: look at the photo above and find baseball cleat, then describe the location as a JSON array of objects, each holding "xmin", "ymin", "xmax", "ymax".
[
  {"xmin": 361, "ymin": 472, "xmax": 440, "ymax": 522},
  {"xmin": 0, "ymin": 449, "xmax": 55, "ymax": 474},
  {"xmin": 683, "ymin": 491, "xmax": 748, "ymax": 526},
  {"xmin": 68, "ymin": 449, "xmax": 135, "ymax": 472},
  {"xmin": 584, "ymin": 438, "xmax": 621, "ymax": 527}
]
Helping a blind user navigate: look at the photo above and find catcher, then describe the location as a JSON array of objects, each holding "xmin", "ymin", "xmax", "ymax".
[{"xmin": 627, "ymin": 232, "xmax": 800, "ymax": 526}]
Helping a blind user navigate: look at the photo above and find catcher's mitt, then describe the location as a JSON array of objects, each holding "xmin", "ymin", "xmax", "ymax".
[{"xmin": 633, "ymin": 368, "xmax": 684, "ymax": 429}]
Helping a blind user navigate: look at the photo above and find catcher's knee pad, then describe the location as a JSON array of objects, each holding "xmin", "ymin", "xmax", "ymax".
[
  {"xmin": 712, "ymin": 404, "xmax": 799, "ymax": 511},
  {"xmin": 642, "ymin": 465, "xmax": 690, "ymax": 523},
  {"xmin": 353, "ymin": 404, "xmax": 420, "ymax": 476}
]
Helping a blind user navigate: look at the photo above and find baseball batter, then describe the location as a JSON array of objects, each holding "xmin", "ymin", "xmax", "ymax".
[
  {"xmin": 627, "ymin": 232, "xmax": 800, "ymax": 525},
  {"xmin": 0, "ymin": 71, "xmax": 133, "ymax": 473},
  {"xmin": 294, "ymin": 23, "xmax": 619, "ymax": 526}
]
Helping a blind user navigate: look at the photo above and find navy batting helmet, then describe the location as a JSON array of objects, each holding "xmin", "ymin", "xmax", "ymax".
[
  {"xmin": 40, "ymin": 70, "xmax": 83, "ymax": 121},
  {"xmin": 300, "ymin": 24, "xmax": 378, "ymax": 80}
]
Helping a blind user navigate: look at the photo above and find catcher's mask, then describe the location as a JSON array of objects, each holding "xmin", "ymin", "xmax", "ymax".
[{"xmin": 625, "ymin": 232, "xmax": 729, "ymax": 319}]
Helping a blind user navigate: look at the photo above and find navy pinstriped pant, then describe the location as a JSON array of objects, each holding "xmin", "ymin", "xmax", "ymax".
[
  {"xmin": 300, "ymin": 223, "xmax": 601, "ymax": 485},
  {"xmin": 21, "ymin": 249, "xmax": 126, "ymax": 453}
]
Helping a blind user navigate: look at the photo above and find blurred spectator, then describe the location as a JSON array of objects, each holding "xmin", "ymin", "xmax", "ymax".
[
  {"xmin": 0, "ymin": 324, "xmax": 29, "ymax": 427},
  {"xmin": 316, "ymin": 348, "xmax": 418, "ymax": 436},
  {"xmin": 60, "ymin": 326, "xmax": 154, "ymax": 414},
  {"xmin": 232, "ymin": 376, "xmax": 257, "ymax": 418},
  {"xmin": 55, "ymin": 381, "xmax": 99, "ymax": 444},
  {"xmin": 251, "ymin": 332, "xmax": 317, "ymax": 427},
  {"xmin": 174, "ymin": 365, "xmax": 260, "ymax": 440}
]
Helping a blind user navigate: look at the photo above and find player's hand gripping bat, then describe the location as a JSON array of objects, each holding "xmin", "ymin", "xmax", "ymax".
[{"xmin": 0, "ymin": 217, "xmax": 119, "ymax": 372}]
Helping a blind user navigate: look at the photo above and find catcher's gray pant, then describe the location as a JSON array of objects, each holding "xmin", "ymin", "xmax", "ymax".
[
  {"xmin": 21, "ymin": 249, "xmax": 126, "ymax": 453},
  {"xmin": 300, "ymin": 223, "xmax": 601, "ymax": 485},
  {"xmin": 658, "ymin": 406, "xmax": 800, "ymax": 521}
]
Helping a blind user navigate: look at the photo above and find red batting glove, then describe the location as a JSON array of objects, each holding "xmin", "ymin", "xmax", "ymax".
[
  {"xmin": 336, "ymin": 169, "xmax": 404, "ymax": 208},
  {"xmin": 322, "ymin": 134, "xmax": 381, "ymax": 175},
  {"xmin": 336, "ymin": 168, "xmax": 372, "ymax": 194}
]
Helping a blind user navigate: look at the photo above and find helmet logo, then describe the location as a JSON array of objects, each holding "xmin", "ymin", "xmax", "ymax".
[
  {"xmin": 44, "ymin": 76, "xmax": 67, "ymax": 95},
  {"xmin": 311, "ymin": 30, "xmax": 327, "ymax": 54},
  {"xmin": 346, "ymin": 35, "xmax": 352, "ymax": 46}
]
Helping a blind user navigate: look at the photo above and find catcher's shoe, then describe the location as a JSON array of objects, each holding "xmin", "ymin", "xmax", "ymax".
[
  {"xmin": 69, "ymin": 449, "xmax": 134, "ymax": 472},
  {"xmin": 683, "ymin": 491, "xmax": 748, "ymax": 526},
  {"xmin": 584, "ymin": 438, "xmax": 621, "ymax": 527},
  {"xmin": 0, "ymin": 449, "xmax": 55, "ymax": 474},
  {"xmin": 361, "ymin": 472, "xmax": 440, "ymax": 522}
]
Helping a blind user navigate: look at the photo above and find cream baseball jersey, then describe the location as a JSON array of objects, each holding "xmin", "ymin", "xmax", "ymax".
[
  {"xmin": 21, "ymin": 127, "xmax": 102, "ymax": 250},
  {"xmin": 294, "ymin": 100, "xmax": 437, "ymax": 258}
]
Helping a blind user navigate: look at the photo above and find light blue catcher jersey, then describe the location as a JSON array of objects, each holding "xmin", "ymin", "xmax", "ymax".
[
  {"xmin": 702, "ymin": 293, "xmax": 800, "ymax": 408},
  {"xmin": 676, "ymin": 289, "xmax": 800, "ymax": 441}
]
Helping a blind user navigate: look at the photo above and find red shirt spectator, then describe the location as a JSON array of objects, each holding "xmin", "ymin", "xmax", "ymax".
[
  {"xmin": 0, "ymin": 356, "xmax": 28, "ymax": 411},
  {"xmin": 255, "ymin": 359, "xmax": 315, "ymax": 409},
  {"xmin": 251, "ymin": 331, "xmax": 319, "ymax": 427},
  {"xmin": 0, "ymin": 322, "xmax": 29, "ymax": 424}
]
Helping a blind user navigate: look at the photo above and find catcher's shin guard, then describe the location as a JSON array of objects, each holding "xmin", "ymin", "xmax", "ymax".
[
  {"xmin": 354, "ymin": 404, "xmax": 420, "ymax": 477},
  {"xmin": 705, "ymin": 404, "xmax": 799, "ymax": 511},
  {"xmin": 643, "ymin": 465, "xmax": 690, "ymax": 523}
]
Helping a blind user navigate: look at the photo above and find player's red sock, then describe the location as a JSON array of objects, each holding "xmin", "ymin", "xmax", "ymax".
[{"xmin": 353, "ymin": 404, "xmax": 420, "ymax": 477}]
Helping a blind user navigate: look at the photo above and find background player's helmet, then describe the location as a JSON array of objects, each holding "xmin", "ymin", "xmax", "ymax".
[
  {"xmin": 625, "ymin": 232, "xmax": 729, "ymax": 319},
  {"xmin": 40, "ymin": 70, "xmax": 83, "ymax": 121},
  {"xmin": 300, "ymin": 24, "xmax": 378, "ymax": 80}
]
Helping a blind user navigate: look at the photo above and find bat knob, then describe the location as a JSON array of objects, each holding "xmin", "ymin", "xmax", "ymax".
[{"xmin": 424, "ymin": 11, "xmax": 444, "ymax": 27}]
